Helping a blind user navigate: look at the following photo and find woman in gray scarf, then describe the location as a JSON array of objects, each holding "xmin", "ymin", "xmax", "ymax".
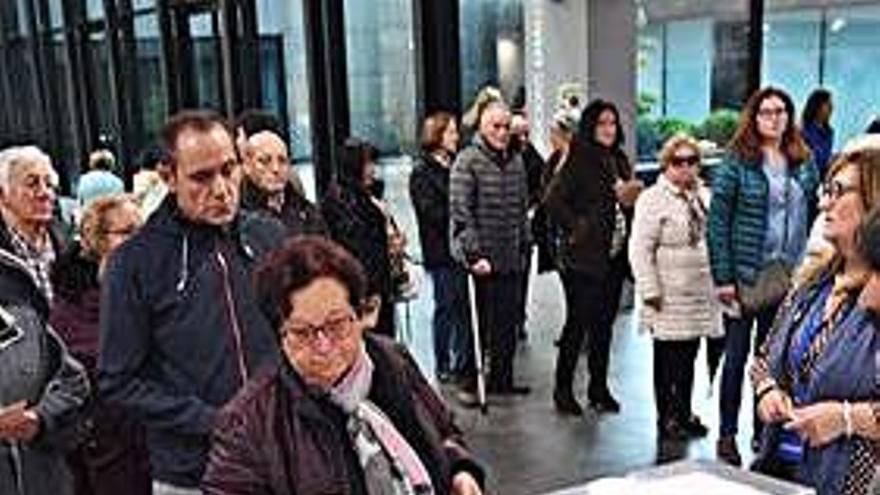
[{"xmin": 203, "ymin": 236, "xmax": 484, "ymax": 495}]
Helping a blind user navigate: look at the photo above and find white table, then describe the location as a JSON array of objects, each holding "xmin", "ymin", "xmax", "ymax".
[{"xmin": 543, "ymin": 460, "xmax": 815, "ymax": 495}]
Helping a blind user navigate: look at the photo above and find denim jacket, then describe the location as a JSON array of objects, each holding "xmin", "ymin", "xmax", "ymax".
[{"xmin": 760, "ymin": 274, "xmax": 878, "ymax": 494}]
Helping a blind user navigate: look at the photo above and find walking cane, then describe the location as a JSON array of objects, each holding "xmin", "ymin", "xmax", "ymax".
[{"xmin": 467, "ymin": 274, "xmax": 489, "ymax": 414}]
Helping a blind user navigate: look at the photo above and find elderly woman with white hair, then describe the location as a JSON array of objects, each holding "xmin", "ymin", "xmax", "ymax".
[
  {"xmin": 0, "ymin": 145, "xmax": 90, "ymax": 495},
  {"xmin": 629, "ymin": 134, "xmax": 723, "ymax": 440}
]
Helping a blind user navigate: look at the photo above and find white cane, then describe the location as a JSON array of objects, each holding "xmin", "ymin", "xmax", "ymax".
[{"xmin": 467, "ymin": 274, "xmax": 488, "ymax": 414}]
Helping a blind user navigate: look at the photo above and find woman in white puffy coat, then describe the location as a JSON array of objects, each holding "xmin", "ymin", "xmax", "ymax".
[{"xmin": 629, "ymin": 134, "xmax": 723, "ymax": 441}]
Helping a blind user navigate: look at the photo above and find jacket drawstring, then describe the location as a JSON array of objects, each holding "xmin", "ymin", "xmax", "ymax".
[{"xmin": 176, "ymin": 236, "xmax": 189, "ymax": 293}]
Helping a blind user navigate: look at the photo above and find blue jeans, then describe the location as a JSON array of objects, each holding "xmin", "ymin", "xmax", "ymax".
[
  {"xmin": 430, "ymin": 266, "xmax": 472, "ymax": 376},
  {"xmin": 718, "ymin": 304, "xmax": 779, "ymax": 438}
]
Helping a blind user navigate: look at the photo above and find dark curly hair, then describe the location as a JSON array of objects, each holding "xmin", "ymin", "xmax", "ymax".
[{"xmin": 253, "ymin": 236, "xmax": 367, "ymax": 331}]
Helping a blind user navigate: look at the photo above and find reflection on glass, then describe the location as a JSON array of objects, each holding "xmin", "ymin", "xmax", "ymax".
[
  {"xmin": 345, "ymin": 0, "xmax": 418, "ymax": 155},
  {"xmin": 763, "ymin": 1, "xmax": 880, "ymax": 149},
  {"xmin": 256, "ymin": 0, "xmax": 312, "ymax": 161},
  {"xmin": 87, "ymin": 0, "xmax": 105, "ymax": 21},
  {"xmin": 134, "ymin": 12, "xmax": 165, "ymax": 144},
  {"xmin": 189, "ymin": 12, "xmax": 222, "ymax": 110},
  {"xmin": 635, "ymin": 0, "xmax": 750, "ymax": 160},
  {"xmin": 460, "ymin": 0, "xmax": 524, "ymax": 111}
]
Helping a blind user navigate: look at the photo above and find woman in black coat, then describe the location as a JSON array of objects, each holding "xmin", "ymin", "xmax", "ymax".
[
  {"xmin": 545, "ymin": 99, "xmax": 643, "ymax": 415},
  {"xmin": 322, "ymin": 138, "xmax": 396, "ymax": 337}
]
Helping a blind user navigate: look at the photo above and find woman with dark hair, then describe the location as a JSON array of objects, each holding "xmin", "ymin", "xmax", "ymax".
[
  {"xmin": 410, "ymin": 112, "xmax": 473, "ymax": 386},
  {"xmin": 322, "ymin": 138, "xmax": 396, "ymax": 337},
  {"xmin": 748, "ymin": 149, "xmax": 880, "ymax": 494},
  {"xmin": 203, "ymin": 236, "xmax": 485, "ymax": 495},
  {"xmin": 708, "ymin": 86, "xmax": 820, "ymax": 465},
  {"xmin": 801, "ymin": 89, "xmax": 835, "ymax": 179},
  {"xmin": 545, "ymin": 98, "xmax": 643, "ymax": 415}
]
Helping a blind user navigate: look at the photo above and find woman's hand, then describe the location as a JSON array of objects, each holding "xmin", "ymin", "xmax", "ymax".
[
  {"xmin": 644, "ymin": 296, "xmax": 662, "ymax": 312},
  {"xmin": 785, "ymin": 401, "xmax": 846, "ymax": 448},
  {"xmin": 615, "ymin": 179, "xmax": 643, "ymax": 207},
  {"xmin": 757, "ymin": 388, "xmax": 793, "ymax": 424},
  {"xmin": 716, "ymin": 285, "xmax": 737, "ymax": 305},
  {"xmin": 451, "ymin": 472, "xmax": 483, "ymax": 495}
]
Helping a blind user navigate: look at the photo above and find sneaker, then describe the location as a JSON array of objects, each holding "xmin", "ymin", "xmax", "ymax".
[{"xmin": 716, "ymin": 436, "xmax": 743, "ymax": 467}]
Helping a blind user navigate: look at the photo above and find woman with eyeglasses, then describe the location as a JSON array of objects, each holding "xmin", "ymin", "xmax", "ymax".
[
  {"xmin": 49, "ymin": 194, "xmax": 149, "ymax": 495},
  {"xmin": 629, "ymin": 134, "xmax": 723, "ymax": 441},
  {"xmin": 707, "ymin": 86, "xmax": 820, "ymax": 465},
  {"xmin": 748, "ymin": 148, "xmax": 880, "ymax": 495},
  {"xmin": 203, "ymin": 236, "xmax": 485, "ymax": 495}
]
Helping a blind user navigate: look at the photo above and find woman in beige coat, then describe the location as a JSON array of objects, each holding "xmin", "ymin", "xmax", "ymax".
[{"xmin": 629, "ymin": 134, "xmax": 723, "ymax": 440}]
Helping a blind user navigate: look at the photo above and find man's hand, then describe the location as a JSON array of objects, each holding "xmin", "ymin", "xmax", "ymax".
[
  {"xmin": 471, "ymin": 259, "xmax": 492, "ymax": 276},
  {"xmin": 785, "ymin": 401, "xmax": 846, "ymax": 448},
  {"xmin": 451, "ymin": 472, "xmax": 483, "ymax": 495}
]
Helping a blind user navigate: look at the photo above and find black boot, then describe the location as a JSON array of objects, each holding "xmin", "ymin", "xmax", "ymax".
[{"xmin": 553, "ymin": 389, "xmax": 583, "ymax": 416}]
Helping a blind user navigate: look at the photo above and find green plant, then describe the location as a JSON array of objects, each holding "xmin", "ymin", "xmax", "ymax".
[
  {"xmin": 698, "ymin": 108, "xmax": 740, "ymax": 147},
  {"xmin": 656, "ymin": 117, "xmax": 697, "ymax": 143},
  {"xmin": 637, "ymin": 92, "xmax": 658, "ymax": 117},
  {"xmin": 636, "ymin": 115, "xmax": 660, "ymax": 160}
]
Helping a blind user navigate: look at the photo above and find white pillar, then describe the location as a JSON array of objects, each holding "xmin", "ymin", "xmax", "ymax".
[
  {"xmin": 525, "ymin": 0, "xmax": 637, "ymax": 159},
  {"xmin": 524, "ymin": 0, "xmax": 590, "ymax": 157}
]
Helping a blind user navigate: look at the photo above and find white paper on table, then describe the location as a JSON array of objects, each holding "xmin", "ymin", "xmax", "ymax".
[{"xmin": 634, "ymin": 471, "xmax": 773, "ymax": 495}]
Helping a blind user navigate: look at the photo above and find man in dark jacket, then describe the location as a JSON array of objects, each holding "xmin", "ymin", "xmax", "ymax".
[
  {"xmin": 0, "ymin": 145, "xmax": 90, "ymax": 495},
  {"xmin": 98, "ymin": 110, "xmax": 284, "ymax": 494},
  {"xmin": 450, "ymin": 101, "xmax": 531, "ymax": 395},
  {"xmin": 238, "ymin": 115, "xmax": 326, "ymax": 237}
]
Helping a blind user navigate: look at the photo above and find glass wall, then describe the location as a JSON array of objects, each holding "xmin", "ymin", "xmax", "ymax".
[
  {"xmin": 344, "ymin": 0, "xmax": 418, "ymax": 155},
  {"xmin": 132, "ymin": 7, "xmax": 165, "ymax": 148},
  {"xmin": 764, "ymin": 1, "xmax": 880, "ymax": 149},
  {"xmin": 636, "ymin": 0, "xmax": 751, "ymax": 160},
  {"xmin": 256, "ymin": 0, "xmax": 311, "ymax": 161},
  {"xmin": 460, "ymin": 0, "xmax": 525, "ymax": 110}
]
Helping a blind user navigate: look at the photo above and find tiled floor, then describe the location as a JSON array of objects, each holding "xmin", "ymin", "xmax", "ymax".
[{"xmin": 329, "ymin": 157, "xmax": 759, "ymax": 494}]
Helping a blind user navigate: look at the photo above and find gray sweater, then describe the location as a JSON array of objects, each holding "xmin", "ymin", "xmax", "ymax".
[
  {"xmin": 449, "ymin": 137, "xmax": 531, "ymax": 275},
  {"xmin": 0, "ymin": 249, "xmax": 90, "ymax": 495}
]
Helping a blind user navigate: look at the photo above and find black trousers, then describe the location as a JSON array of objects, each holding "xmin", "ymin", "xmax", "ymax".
[
  {"xmin": 554, "ymin": 255, "xmax": 626, "ymax": 399},
  {"xmin": 471, "ymin": 272, "xmax": 523, "ymax": 389},
  {"xmin": 653, "ymin": 339, "xmax": 700, "ymax": 425}
]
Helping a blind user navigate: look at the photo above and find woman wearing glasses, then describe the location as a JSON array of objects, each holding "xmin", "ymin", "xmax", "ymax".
[
  {"xmin": 629, "ymin": 135, "xmax": 723, "ymax": 441},
  {"xmin": 707, "ymin": 86, "xmax": 820, "ymax": 465},
  {"xmin": 749, "ymin": 148, "xmax": 880, "ymax": 495},
  {"xmin": 203, "ymin": 236, "xmax": 484, "ymax": 495}
]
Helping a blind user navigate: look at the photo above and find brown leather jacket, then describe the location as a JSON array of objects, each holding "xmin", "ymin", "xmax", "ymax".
[{"xmin": 202, "ymin": 335, "xmax": 484, "ymax": 495}]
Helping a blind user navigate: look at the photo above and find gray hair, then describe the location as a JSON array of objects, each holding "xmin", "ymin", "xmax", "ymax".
[{"xmin": 0, "ymin": 145, "xmax": 58, "ymax": 193}]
